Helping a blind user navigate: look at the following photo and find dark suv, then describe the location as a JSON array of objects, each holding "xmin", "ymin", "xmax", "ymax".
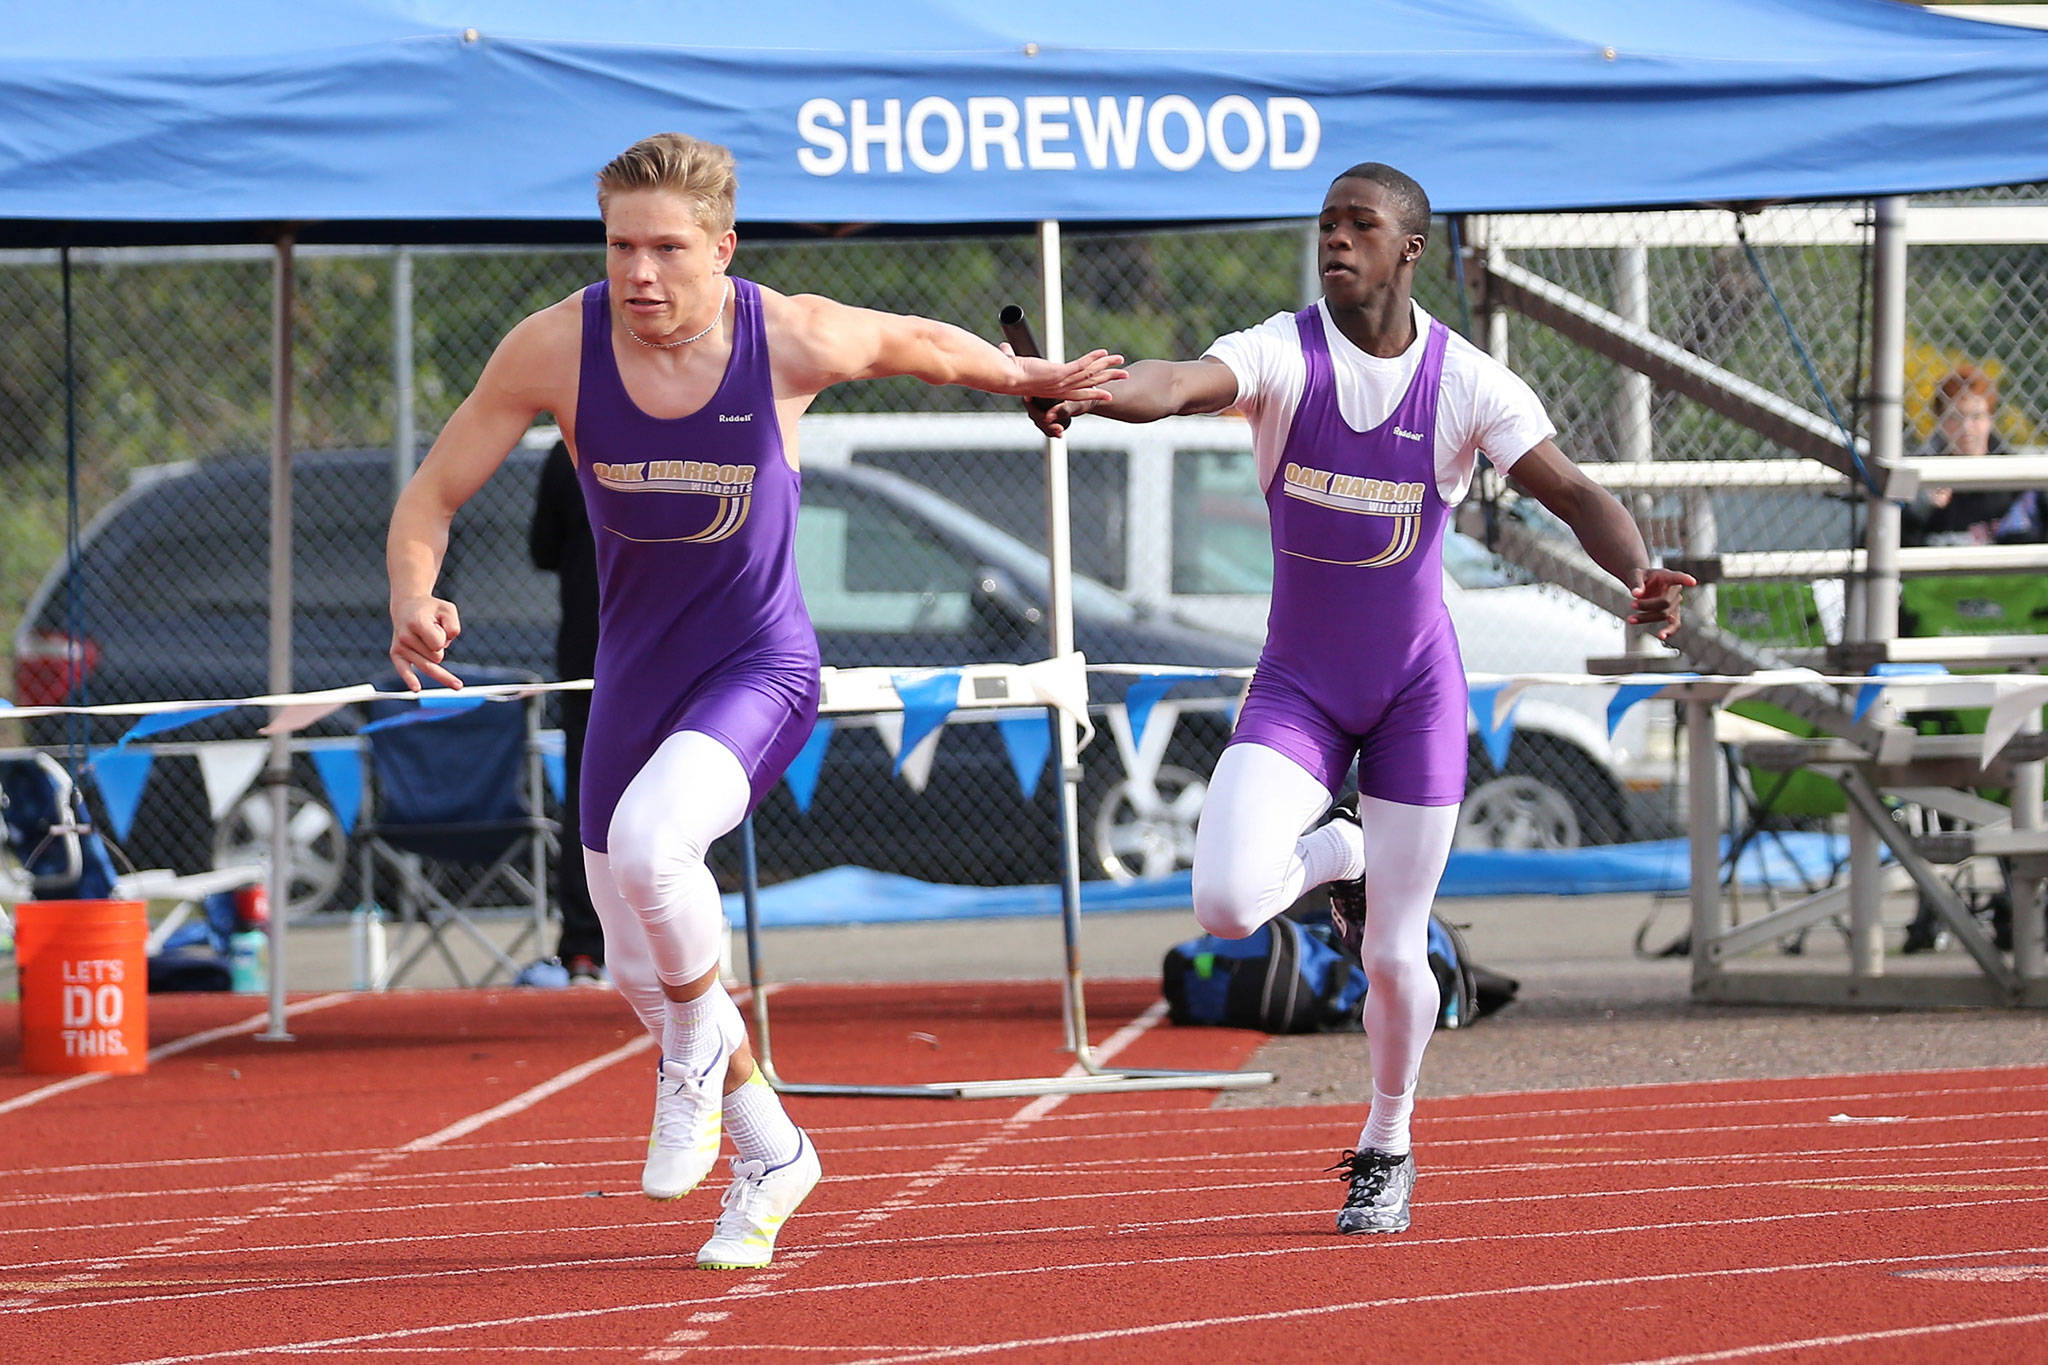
[{"xmin": 16, "ymin": 447, "xmax": 1255, "ymax": 909}]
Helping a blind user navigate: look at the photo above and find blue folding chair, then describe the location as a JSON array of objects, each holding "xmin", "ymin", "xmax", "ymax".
[
  {"xmin": 2, "ymin": 752, "xmax": 121, "ymax": 901},
  {"xmin": 357, "ymin": 668, "xmax": 556, "ymax": 988}
]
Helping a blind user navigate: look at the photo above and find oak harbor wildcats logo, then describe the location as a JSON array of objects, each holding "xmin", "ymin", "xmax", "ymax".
[
  {"xmin": 1277, "ymin": 461, "xmax": 1425, "ymax": 567},
  {"xmin": 593, "ymin": 460, "xmax": 755, "ymax": 544}
]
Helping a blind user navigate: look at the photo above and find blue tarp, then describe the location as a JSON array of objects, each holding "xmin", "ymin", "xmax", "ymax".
[
  {"xmin": 726, "ymin": 832, "xmax": 1856, "ymax": 927},
  {"xmin": 7, "ymin": 2, "xmax": 2048, "ymax": 242}
]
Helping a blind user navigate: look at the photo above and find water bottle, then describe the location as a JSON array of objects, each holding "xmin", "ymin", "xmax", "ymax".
[
  {"xmin": 228, "ymin": 929, "xmax": 268, "ymax": 995},
  {"xmin": 350, "ymin": 906, "xmax": 387, "ymax": 990}
]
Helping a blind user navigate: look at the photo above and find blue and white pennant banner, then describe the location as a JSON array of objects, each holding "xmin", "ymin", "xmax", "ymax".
[{"xmin": 16, "ymin": 662, "xmax": 2048, "ymax": 833}]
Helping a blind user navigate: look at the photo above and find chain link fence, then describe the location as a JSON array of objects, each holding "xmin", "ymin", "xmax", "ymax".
[
  {"xmin": 1481, "ymin": 199, "xmax": 2048, "ymax": 652},
  {"xmin": 5, "ymin": 193, "xmax": 2045, "ymax": 913}
]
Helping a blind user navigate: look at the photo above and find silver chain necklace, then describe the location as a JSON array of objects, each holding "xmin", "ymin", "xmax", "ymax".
[{"xmin": 623, "ymin": 279, "xmax": 730, "ymax": 350}]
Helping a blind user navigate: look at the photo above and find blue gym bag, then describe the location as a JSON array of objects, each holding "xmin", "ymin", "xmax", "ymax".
[{"xmin": 1161, "ymin": 912, "xmax": 1517, "ymax": 1033}]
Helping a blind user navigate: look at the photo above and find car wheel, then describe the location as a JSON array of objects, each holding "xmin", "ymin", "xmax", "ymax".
[
  {"xmin": 1456, "ymin": 774, "xmax": 1582, "ymax": 850},
  {"xmin": 211, "ymin": 784, "xmax": 349, "ymax": 921},
  {"xmin": 1459, "ymin": 732, "xmax": 1628, "ymax": 850},
  {"xmin": 1089, "ymin": 763, "xmax": 1208, "ymax": 882}
]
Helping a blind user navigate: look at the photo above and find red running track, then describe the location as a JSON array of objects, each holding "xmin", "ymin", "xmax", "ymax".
[{"xmin": 4, "ymin": 983, "xmax": 2048, "ymax": 1363}]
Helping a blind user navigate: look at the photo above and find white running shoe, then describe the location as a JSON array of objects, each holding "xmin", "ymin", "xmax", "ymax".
[
  {"xmin": 642, "ymin": 1037, "xmax": 733, "ymax": 1201},
  {"xmin": 695, "ymin": 1132, "xmax": 821, "ymax": 1270}
]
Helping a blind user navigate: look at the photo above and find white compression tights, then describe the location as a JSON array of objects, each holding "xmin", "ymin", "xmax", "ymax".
[
  {"xmin": 1191, "ymin": 741, "xmax": 1460, "ymax": 1097},
  {"xmin": 582, "ymin": 730, "xmax": 751, "ymax": 1044}
]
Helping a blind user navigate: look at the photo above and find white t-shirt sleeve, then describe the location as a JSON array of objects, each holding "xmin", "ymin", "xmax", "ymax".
[
  {"xmin": 1445, "ymin": 341, "xmax": 1555, "ymax": 480},
  {"xmin": 1204, "ymin": 312, "xmax": 1305, "ymax": 490}
]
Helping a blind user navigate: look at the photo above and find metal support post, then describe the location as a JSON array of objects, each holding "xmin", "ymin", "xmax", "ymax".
[
  {"xmin": 392, "ymin": 246, "xmax": 416, "ymax": 503},
  {"xmin": 739, "ymin": 815, "xmax": 782, "ymax": 1085},
  {"xmin": 1485, "ymin": 242, "xmax": 1510, "ymax": 366},
  {"xmin": 260, "ymin": 234, "xmax": 296, "ymax": 1044},
  {"xmin": 2011, "ymin": 713, "xmax": 2047, "ymax": 983},
  {"xmin": 1836, "ymin": 772, "xmax": 2017, "ymax": 994},
  {"xmin": 1863, "ymin": 196, "xmax": 1907, "ymax": 644},
  {"xmin": 1686, "ymin": 697, "xmax": 1725, "ymax": 994},
  {"xmin": 1844, "ymin": 195, "xmax": 1908, "ymax": 978},
  {"xmin": 1847, "ymin": 811, "xmax": 1887, "ymax": 977}
]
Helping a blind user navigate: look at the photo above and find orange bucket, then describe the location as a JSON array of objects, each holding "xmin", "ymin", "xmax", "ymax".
[{"xmin": 14, "ymin": 900, "xmax": 149, "ymax": 1076}]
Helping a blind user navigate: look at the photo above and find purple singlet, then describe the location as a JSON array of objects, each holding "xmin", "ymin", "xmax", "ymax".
[
  {"xmin": 1229, "ymin": 310, "xmax": 1469, "ymax": 806},
  {"xmin": 571, "ymin": 278, "xmax": 821, "ymax": 852}
]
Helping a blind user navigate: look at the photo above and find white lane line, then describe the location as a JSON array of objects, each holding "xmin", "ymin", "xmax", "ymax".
[
  {"xmin": 1440, "ymin": 1062, "xmax": 2048, "ymax": 1110},
  {"xmin": 19, "ymin": 1157, "xmax": 2048, "ymax": 1278},
  {"xmin": 402, "ymin": 1033, "xmax": 652, "ymax": 1153},
  {"xmin": 0, "ymin": 993, "xmax": 355, "ymax": 1117},
  {"xmin": 752, "ymin": 1244, "xmax": 2048, "ymax": 1365},
  {"xmin": 1618, "ymin": 1310, "xmax": 2048, "ymax": 1364},
  {"xmin": 913, "ymin": 1112, "xmax": 2048, "ymax": 1175},
  {"xmin": 14, "ymin": 1128, "xmax": 2045, "ymax": 1230},
  {"xmin": 1420, "ymin": 1078, "xmax": 2048, "ymax": 1126},
  {"xmin": 800, "ymin": 1070, "xmax": 2048, "ymax": 1135},
  {"xmin": 0, "ymin": 1189, "xmax": 625, "ymax": 1242},
  {"xmin": 1010, "ymin": 1000, "xmax": 1172, "ymax": 1125},
  {"xmin": 12, "ymin": 1072, "xmax": 2042, "ymax": 1185},
  {"xmin": 107, "ymin": 1240, "xmax": 2048, "ymax": 1365}
]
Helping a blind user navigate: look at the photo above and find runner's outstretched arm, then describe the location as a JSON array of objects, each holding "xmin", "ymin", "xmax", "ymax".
[
  {"xmin": 770, "ymin": 293, "xmax": 1124, "ymax": 402},
  {"xmin": 1026, "ymin": 358, "xmax": 1240, "ymax": 436}
]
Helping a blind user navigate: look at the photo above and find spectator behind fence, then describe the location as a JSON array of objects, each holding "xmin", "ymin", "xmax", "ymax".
[
  {"xmin": 1902, "ymin": 364, "xmax": 2013, "ymax": 548},
  {"xmin": 529, "ymin": 437, "xmax": 607, "ymax": 987}
]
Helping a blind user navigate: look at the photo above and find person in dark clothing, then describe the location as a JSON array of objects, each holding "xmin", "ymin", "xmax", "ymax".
[
  {"xmin": 1901, "ymin": 364, "xmax": 2012, "ymax": 549},
  {"xmin": 530, "ymin": 437, "xmax": 607, "ymax": 985}
]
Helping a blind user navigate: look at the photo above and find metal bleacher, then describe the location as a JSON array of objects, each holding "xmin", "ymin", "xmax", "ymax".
[{"xmin": 1462, "ymin": 204, "xmax": 2048, "ymax": 1008}]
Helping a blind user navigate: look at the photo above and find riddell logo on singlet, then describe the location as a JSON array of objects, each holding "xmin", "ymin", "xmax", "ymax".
[
  {"xmin": 1278, "ymin": 461, "xmax": 1425, "ymax": 568},
  {"xmin": 718, "ymin": 413, "xmax": 753, "ymax": 422},
  {"xmin": 595, "ymin": 460, "xmax": 756, "ymax": 544},
  {"xmin": 1393, "ymin": 426, "xmax": 1424, "ymax": 441}
]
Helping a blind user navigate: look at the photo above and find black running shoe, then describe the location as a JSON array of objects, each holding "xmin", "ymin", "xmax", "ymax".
[
  {"xmin": 1329, "ymin": 1148, "xmax": 1415, "ymax": 1234},
  {"xmin": 1324, "ymin": 799, "xmax": 1367, "ymax": 959}
]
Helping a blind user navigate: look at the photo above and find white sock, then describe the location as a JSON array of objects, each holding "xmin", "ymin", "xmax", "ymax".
[
  {"xmin": 664, "ymin": 983, "xmax": 743, "ymax": 1076},
  {"xmin": 724, "ymin": 1069, "xmax": 802, "ymax": 1166},
  {"xmin": 1359, "ymin": 1086, "xmax": 1415, "ymax": 1156},
  {"xmin": 1298, "ymin": 816, "xmax": 1365, "ymax": 887}
]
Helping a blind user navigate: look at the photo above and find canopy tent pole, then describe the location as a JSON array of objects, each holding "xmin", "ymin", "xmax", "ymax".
[
  {"xmin": 60, "ymin": 247, "xmax": 84, "ymax": 774},
  {"xmin": 1035, "ymin": 220, "xmax": 1091, "ymax": 1053},
  {"xmin": 260, "ymin": 233, "xmax": 296, "ymax": 1043},
  {"xmin": 392, "ymin": 246, "xmax": 416, "ymax": 501}
]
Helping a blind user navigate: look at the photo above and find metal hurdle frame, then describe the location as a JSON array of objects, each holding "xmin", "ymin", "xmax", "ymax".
[{"xmin": 736, "ymin": 656, "xmax": 1274, "ymax": 1100}]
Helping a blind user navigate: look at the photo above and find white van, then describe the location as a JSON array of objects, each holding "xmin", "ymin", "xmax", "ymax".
[{"xmin": 798, "ymin": 411, "xmax": 1668, "ymax": 850}]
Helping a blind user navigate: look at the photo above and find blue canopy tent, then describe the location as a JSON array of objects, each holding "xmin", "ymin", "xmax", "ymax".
[
  {"xmin": 7, "ymin": 0, "xmax": 2048, "ymax": 240},
  {"xmin": 9, "ymin": 0, "xmax": 2048, "ymax": 1045}
]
